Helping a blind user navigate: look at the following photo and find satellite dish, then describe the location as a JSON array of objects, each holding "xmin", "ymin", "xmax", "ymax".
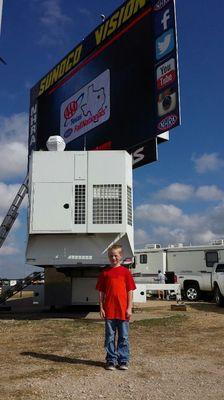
[{"xmin": 100, "ymin": 14, "xmax": 106, "ymax": 22}]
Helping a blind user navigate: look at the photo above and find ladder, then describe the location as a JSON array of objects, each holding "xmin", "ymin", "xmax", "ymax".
[
  {"xmin": 0, "ymin": 271, "xmax": 44, "ymax": 305},
  {"xmin": 0, "ymin": 175, "xmax": 28, "ymax": 249}
]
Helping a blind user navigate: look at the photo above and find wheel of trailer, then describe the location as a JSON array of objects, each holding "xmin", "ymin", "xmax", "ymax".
[
  {"xmin": 214, "ymin": 285, "xmax": 224, "ymax": 307},
  {"xmin": 185, "ymin": 284, "xmax": 200, "ymax": 301}
]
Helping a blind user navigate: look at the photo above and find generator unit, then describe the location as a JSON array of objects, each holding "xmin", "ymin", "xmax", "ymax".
[{"xmin": 26, "ymin": 150, "xmax": 133, "ymax": 268}]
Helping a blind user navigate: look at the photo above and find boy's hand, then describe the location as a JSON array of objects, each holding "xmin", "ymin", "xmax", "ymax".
[
  {"xmin": 126, "ymin": 307, "xmax": 132, "ymax": 319},
  {"xmin": 100, "ymin": 307, "xmax": 105, "ymax": 319}
]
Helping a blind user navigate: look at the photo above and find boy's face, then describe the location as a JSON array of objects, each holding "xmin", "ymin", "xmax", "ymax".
[{"xmin": 108, "ymin": 249, "xmax": 123, "ymax": 267}]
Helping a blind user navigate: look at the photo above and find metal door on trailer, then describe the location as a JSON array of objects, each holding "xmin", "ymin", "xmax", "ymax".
[{"xmin": 31, "ymin": 182, "xmax": 73, "ymax": 232}]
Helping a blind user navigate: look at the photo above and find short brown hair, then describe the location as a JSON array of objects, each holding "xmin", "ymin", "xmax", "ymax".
[{"xmin": 108, "ymin": 244, "xmax": 123, "ymax": 254}]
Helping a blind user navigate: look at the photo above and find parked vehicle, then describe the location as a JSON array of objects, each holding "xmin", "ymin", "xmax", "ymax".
[
  {"xmin": 175, "ymin": 271, "xmax": 210, "ymax": 301},
  {"xmin": 176, "ymin": 262, "xmax": 224, "ymax": 303},
  {"xmin": 134, "ymin": 240, "xmax": 224, "ymax": 301},
  {"xmin": 212, "ymin": 262, "xmax": 224, "ymax": 306}
]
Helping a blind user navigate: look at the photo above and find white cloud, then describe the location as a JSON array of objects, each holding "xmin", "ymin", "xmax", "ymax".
[
  {"xmin": 0, "ymin": 183, "xmax": 27, "ymax": 213},
  {"xmin": 39, "ymin": 0, "xmax": 72, "ymax": 46},
  {"xmin": 40, "ymin": 0, "xmax": 71, "ymax": 26},
  {"xmin": 0, "ymin": 113, "xmax": 28, "ymax": 144},
  {"xmin": 135, "ymin": 203, "xmax": 204, "ymax": 230},
  {"xmin": 192, "ymin": 230, "xmax": 217, "ymax": 245},
  {"xmin": 78, "ymin": 8, "xmax": 93, "ymax": 19},
  {"xmin": 153, "ymin": 226, "xmax": 187, "ymax": 245},
  {"xmin": 0, "ymin": 113, "xmax": 28, "ymax": 180},
  {"xmin": 155, "ymin": 183, "xmax": 194, "ymax": 201},
  {"xmin": 134, "ymin": 201, "xmax": 224, "ymax": 246},
  {"xmin": 0, "ymin": 142, "xmax": 27, "ymax": 180},
  {"xmin": 207, "ymin": 202, "xmax": 224, "ymax": 236},
  {"xmin": 195, "ymin": 185, "xmax": 224, "ymax": 201},
  {"xmin": 135, "ymin": 203, "xmax": 183, "ymax": 224},
  {"xmin": 192, "ymin": 153, "xmax": 224, "ymax": 174},
  {"xmin": 134, "ymin": 228, "xmax": 150, "ymax": 245},
  {"xmin": 0, "ymin": 216, "xmax": 22, "ymax": 262},
  {"xmin": 151, "ymin": 225, "xmax": 217, "ymax": 247},
  {"xmin": 154, "ymin": 182, "xmax": 224, "ymax": 203}
]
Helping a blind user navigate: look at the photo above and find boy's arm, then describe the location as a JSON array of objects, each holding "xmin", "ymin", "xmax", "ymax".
[
  {"xmin": 126, "ymin": 290, "xmax": 133, "ymax": 318},
  {"xmin": 99, "ymin": 291, "xmax": 106, "ymax": 319}
]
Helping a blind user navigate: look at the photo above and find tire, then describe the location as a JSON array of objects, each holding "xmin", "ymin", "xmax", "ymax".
[
  {"xmin": 214, "ymin": 285, "xmax": 224, "ymax": 307},
  {"xmin": 184, "ymin": 284, "xmax": 200, "ymax": 301}
]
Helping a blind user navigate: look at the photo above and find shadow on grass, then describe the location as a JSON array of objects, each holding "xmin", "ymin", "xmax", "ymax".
[
  {"xmin": 0, "ymin": 301, "xmax": 101, "ymax": 321},
  {"xmin": 187, "ymin": 302, "xmax": 224, "ymax": 314},
  {"xmin": 21, "ymin": 351, "xmax": 104, "ymax": 368},
  {"xmin": 132, "ymin": 314, "xmax": 185, "ymax": 328}
]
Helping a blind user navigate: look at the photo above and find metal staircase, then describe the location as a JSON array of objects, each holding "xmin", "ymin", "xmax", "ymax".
[
  {"xmin": 0, "ymin": 175, "xmax": 44, "ymax": 307},
  {"xmin": 0, "ymin": 175, "xmax": 28, "ymax": 248},
  {"xmin": 0, "ymin": 271, "xmax": 44, "ymax": 305}
]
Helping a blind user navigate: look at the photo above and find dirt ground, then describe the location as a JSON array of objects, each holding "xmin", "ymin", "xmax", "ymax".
[{"xmin": 0, "ymin": 299, "xmax": 224, "ymax": 400}]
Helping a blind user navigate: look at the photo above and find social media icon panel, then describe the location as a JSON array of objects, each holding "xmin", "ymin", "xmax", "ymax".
[
  {"xmin": 156, "ymin": 29, "xmax": 174, "ymax": 60},
  {"xmin": 156, "ymin": 58, "xmax": 176, "ymax": 90},
  {"xmin": 154, "ymin": 6, "xmax": 174, "ymax": 36},
  {"xmin": 157, "ymin": 87, "xmax": 177, "ymax": 117}
]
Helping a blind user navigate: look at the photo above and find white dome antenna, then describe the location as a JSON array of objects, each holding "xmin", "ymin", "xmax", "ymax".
[{"xmin": 46, "ymin": 135, "xmax": 66, "ymax": 151}]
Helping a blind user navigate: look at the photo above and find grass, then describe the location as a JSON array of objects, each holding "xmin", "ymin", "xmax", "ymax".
[{"xmin": 132, "ymin": 314, "xmax": 186, "ymax": 328}]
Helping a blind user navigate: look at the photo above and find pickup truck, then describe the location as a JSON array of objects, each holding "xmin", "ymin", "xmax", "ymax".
[
  {"xmin": 212, "ymin": 262, "xmax": 224, "ymax": 306},
  {"xmin": 175, "ymin": 262, "xmax": 224, "ymax": 305}
]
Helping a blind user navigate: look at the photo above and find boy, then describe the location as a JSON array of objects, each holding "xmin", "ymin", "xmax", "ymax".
[{"xmin": 96, "ymin": 244, "xmax": 136, "ymax": 371}]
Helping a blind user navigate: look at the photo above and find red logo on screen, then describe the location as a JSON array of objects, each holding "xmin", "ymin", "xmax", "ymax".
[
  {"xmin": 157, "ymin": 70, "xmax": 176, "ymax": 89},
  {"xmin": 158, "ymin": 114, "xmax": 178, "ymax": 131},
  {"xmin": 64, "ymin": 101, "xmax": 78, "ymax": 119},
  {"xmin": 94, "ymin": 141, "xmax": 112, "ymax": 150}
]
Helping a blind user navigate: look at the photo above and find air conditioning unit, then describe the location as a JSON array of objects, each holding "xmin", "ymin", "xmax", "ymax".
[
  {"xmin": 211, "ymin": 239, "xmax": 224, "ymax": 246},
  {"xmin": 145, "ymin": 243, "xmax": 161, "ymax": 249}
]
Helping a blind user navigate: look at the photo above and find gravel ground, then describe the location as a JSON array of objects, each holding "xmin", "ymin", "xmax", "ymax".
[{"xmin": 0, "ymin": 300, "xmax": 224, "ymax": 400}]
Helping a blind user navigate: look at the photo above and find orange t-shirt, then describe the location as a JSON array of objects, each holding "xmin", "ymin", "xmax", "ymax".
[{"xmin": 96, "ymin": 265, "xmax": 136, "ymax": 320}]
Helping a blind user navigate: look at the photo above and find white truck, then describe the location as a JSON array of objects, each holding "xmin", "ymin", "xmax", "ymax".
[
  {"xmin": 133, "ymin": 241, "xmax": 224, "ymax": 301},
  {"xmin": 176, "ymin": 262, "xmax": 224, "ymax": 304},
  {"xmin": 211, "ymin": 262, "xmax": 224, "ymax": 306}
]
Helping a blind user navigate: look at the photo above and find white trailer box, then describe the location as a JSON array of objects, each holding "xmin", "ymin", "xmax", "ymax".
[{"xmin": 26, "ymin": 150, "xmax": 133, "ymax": 267}]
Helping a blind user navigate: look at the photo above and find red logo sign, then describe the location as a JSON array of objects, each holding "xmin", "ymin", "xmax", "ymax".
[
  {"xmin": 157, "ymin": 114, "xmax": 178, "ymax": 131},
  {"xmin": 64, "ymin": 101, "xmax": 78, "ymax": 119},
  {"xmin": 157, "ymin": 58, "xmax": 176, "ymax": 90}
]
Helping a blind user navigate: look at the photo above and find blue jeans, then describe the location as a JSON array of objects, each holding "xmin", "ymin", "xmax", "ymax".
[{"xmin": 105, "ymin": 319, "xmax": 130, "ymax": 364}]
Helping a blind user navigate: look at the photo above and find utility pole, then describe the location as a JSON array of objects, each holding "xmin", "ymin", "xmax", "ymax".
[
  {"xmin": 0, "ymin": 0, "xmax": 3, "ymax": 36},
  {"xmin": 0, "ymin": 0, "xmax": 6, "ymax": 64}
]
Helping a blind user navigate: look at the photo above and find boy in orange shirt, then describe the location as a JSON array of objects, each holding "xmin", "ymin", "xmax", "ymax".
[{"xmin": 96, "ymin": 244, "xmax": 136, "ymax": 371}]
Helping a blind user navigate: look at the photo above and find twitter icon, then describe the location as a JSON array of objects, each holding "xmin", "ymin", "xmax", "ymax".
[{"xmin": 156, "ymin": 29, "xmax": 175, "ymax": 60}]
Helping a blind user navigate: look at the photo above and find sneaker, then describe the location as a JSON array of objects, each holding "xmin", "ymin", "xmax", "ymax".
[
  {"xmin": 118, "ymin": 362, "xmax": 128, "ymax": 370},
  {"xmin": 105, "ymin": 362, "xmax": 116, "ymax": 371}
]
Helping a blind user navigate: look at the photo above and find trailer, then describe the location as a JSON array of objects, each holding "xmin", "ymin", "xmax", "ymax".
[{"xmin": 26, "ymin": 145, "xmax": 134, "ymax": 308}]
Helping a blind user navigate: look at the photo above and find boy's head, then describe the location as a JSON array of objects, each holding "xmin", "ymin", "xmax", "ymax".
[{"xmin": 108, "ymin": 244, "xmax": 123, "ymax": 267}]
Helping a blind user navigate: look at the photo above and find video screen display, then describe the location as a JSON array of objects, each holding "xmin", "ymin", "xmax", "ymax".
[{"xmin": 29, "ymin": 0, "xmax": 180, "ymax": 168}]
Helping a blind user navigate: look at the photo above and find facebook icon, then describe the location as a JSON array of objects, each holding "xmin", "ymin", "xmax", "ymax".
[
  {"xmin": 161, "ymin": 9, "xmax": 170, "ymax": 30},
  {"xmin": 154, "ymin": 6, "xmax": 174, "ymax": 36}
]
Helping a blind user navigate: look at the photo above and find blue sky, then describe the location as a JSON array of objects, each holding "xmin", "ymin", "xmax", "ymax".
[{"xmin": 0, "ymin": 0, "xmax": 224, "ymax": 277}]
